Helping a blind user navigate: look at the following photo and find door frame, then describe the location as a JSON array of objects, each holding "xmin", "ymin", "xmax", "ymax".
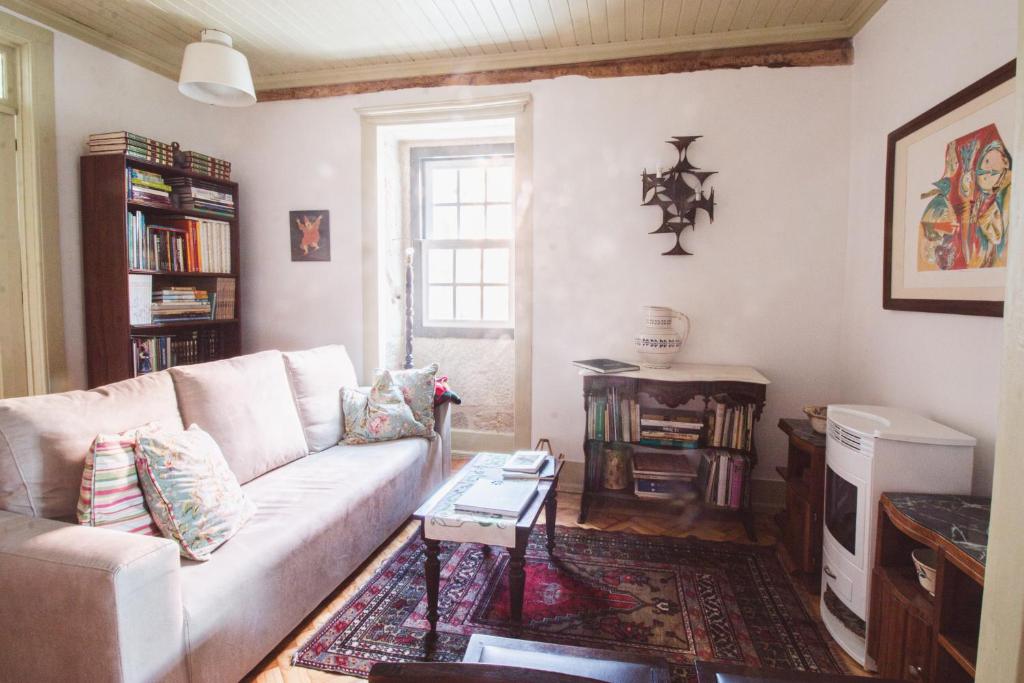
[
  {"xmin": 0, "ymin": 10, "xmax": 64, "ymax": 394},
  {"xmin": 359, "ymin": 94, "xmax": 533, "ymax": 449}
]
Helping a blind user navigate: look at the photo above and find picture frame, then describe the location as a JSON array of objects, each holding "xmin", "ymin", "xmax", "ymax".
[
  {"xmin": 290, "ymin": 209, "xmax": 330, "ymax": 262},
  {"xmin": 883, "ymin": 60, "xmax": 1015, "ymax": 317}
]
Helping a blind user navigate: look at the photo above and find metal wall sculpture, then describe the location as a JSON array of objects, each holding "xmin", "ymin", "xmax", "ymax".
[{"xmin": 641, "ymin": 136, "xmax": 716, "ymax": 255}]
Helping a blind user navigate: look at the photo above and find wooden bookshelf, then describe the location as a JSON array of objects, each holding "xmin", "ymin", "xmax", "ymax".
[
  {"xmin": 577, "ymin": 363, "xmax": 769, "ymax": 541},
  {"xmin": 81, "ymin": 153, "xmax": 240, "ymax": 387}
]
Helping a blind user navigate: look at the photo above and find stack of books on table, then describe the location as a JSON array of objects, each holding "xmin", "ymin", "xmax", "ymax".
[
  {"xmin": 638, "ymin": 411, "xmax": 703, "ymax": 448},
  {"xmin": 180, "ymin": 151, "xmax": 231, "ymax": 180},
  {"xmin": 501, "ymin": 450, "xmax": 555, "ymax": 480},
  {"xmin": 168, "ymin": 177, "xmax": 235, "ymax": 218},
  {"xmin": 696, "ymin": 449, "xmax": 748, "ymax": 509},
  {"xmin": 87, "ymin": 131, "xmax": 174, "ymax": 165},
  {"xmin": 454, "ymin": 478, "xmax": 537, "ymax": 518},
  {"xmin": 151, "ymin": 287, "xmax": 213, "ymax": 323},
  {"xmin": 631, "ymin": 450, "xmax": 697, "ymax": 499},
  {"xmin": 127, "ymin": 168, "xmax": 173, "ymax": 206}
]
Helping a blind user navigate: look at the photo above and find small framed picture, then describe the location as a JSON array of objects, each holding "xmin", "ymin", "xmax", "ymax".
[
  {"xmin": 290, "ymin": 209, "xmax": 330, "ymax": 262},
  {"xmin": 883, "ymin": 61, "xmax": 1014, "ymax": 317}
]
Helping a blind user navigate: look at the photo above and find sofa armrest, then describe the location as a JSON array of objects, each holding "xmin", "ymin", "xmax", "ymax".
[
  {"xmin": 434, "ymin": 401, "xmax": 453, "ymax": 479},
  {"xmin": 0, "ymin": 511, "xmax": 187, "ymax": 683}
]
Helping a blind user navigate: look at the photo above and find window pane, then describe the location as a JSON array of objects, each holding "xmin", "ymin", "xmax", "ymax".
[
  {"xmin": 455, "ymin": 248, "xmax": 481, "ymax": 284},
  {"xmin": 482, "ymin": 248, "xmax": 509, "ymax": 284},
  {"xmin": 431, "ymin": 205, "xmax": 457, "ymax": 238},
  {"xmin": 428, "ymin": 286, "xmax": 453, "ymax": 321},
  {"xmin": 459, "ymin": 167, "xmax": 485, "ymax": 203},
  {"xmin": 431, "ymin": 167, "xmax": 458, "ymax": 204},
  {"xmin": 455, "ymin": 286, "xmax": 481, "ymax": 320},
  {"xmin": 427, "ymin": 248, "xmax": 453, "ymax": 284},
  {"xmin": 459, "ymin": 205, "xmax": 485, "ymax": 238},
  {"xmin": 486, "ymin": 204, "xmax": 513, "ymax": 238},
  {"xmin": 483, "ymin": 286, "xmax": 509, "ymax": 321},
  {"xmin": 487, "ymin": 165, "xmax": 513, "ymax": 202}
]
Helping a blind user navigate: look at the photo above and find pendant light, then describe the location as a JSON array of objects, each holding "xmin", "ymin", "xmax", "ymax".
[{"xmin": 178, "ymin": 29, "xmax": 256, "ymax": 107}]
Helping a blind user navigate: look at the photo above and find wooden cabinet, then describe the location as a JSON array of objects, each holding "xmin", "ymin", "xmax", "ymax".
[
  {"xmin": 775, "ymin": 418, "xmax": 826, "ymax": 575},
  {"xmin": 867, "ymin": 494, "xmax": 988, "ymax": 683}
]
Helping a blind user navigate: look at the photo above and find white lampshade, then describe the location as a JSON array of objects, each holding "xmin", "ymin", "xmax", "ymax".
[{"xmin": 178, "ymin": 29, "xmax": 256, "ymax": 107}]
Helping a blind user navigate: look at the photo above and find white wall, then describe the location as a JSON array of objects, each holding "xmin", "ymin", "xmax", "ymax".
[
  {"xmin": 228, "ymin": 67, "xmax": 853, "ymax": 481},
  {"xmin": 49, "ymin": 30, "xmax": 232, "ymax": 388},
  {"xmin": 841, "ymin": 0, "xmax": 1017, "ymax": 495}
]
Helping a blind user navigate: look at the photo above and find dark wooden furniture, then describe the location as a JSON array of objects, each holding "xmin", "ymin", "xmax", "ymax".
[
  {"xmin": 81, "ymin": 154, "xmax": 240, "ymax": 387},
  {"xmin": 579, "ymin": 365, "xmax": 769, "ymax": 541},
  {"xmin": 775, "ymin": 418, "xmax": 827, "ymax": 576},
  {"xmin": 412, "ymin": 458, "xmax": 563, "ymax": 635},
  {"xmin": 694, "ymin": 660, "xmax": 900, "ymax": 682},
  {"xmin": 867, "ymin": 493, "xmax": 989, "ymax": 682}
]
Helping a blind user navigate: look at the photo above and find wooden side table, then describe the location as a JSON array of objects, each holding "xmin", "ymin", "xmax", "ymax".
[{"xmin": 775, "ymin": 418, "xmax": 826, "ymax": 576}]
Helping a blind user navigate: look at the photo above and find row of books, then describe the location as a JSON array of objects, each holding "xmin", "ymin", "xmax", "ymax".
[
  {"xmin": 709, "ymin": 401, "xmax": 756, "ymax": 451},
  {"xmin": 696, "ymin": 449, "xmax": 748, "ymax": 509},
  {"xmin": 168, "ymin": 177, "xmax": 235, "ymax": 218},
  {"xmin": 638, "ymin": 411, "xmax": 702, "ymax": 449},
  {"xmin": 132, "ymin": 329, "xmax": 222, "ymax": 376},
  {"xmin": 180, "ymin": 150, "xmax": 231, "ymax": 180},
  {"xmin": 126, "ymin": 210, "xmax": 232, "ymax": 273},
  {"xmin": 127, "ymin": 168, "xmax": 173, "ymax": 206},
  {"xmin": 152, "ymin": 287, "xmax": 212, "ymax": 323},
  {"xmin": 88, "ymin": 131, "xmax": 174, "ymax": 165},
  {"xmin": 585, "ymin": 386, "xmax": 639, "ymax": 442}
]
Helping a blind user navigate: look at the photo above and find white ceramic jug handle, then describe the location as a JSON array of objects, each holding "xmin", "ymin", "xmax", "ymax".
[{"xmin": 673, "ymin": 310, "xmax": 691, "ymax": 345}]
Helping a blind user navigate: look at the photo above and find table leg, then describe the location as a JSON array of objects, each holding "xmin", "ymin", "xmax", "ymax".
[
  {"xmin": 423, "ymin": 538, "xmax": 441, "ymax": 635},
  {"xmin": 545, "ymin": 490, "xmax": 557, "ymax": 554},
  {"xmin": 508, "ymin": 545, "xmax": 526, "ymax": 622}
]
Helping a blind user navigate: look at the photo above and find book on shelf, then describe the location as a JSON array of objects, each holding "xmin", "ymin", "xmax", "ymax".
[
  {"xmin": 572, "ymin": 358, "xmax": 640, "ymax": 374},
  {"xmin": 454, "ymin": 478, "xmax": 537, "ymax": 517},
  {"xmin": 503, "ymin": 456, "xmax": 557, "ymax": 480},
  {"xmin": 167, "ymin": 177, "xmax": 236, "ymax": 218},
  {"xmin": 127, "ymin": 210, "xmax": 232, "ymax": 273},
  {"xmin": 502, "ymin": 450, "xmax": 548, "ymax": 474},
  {"xmin": 696, "ymin": 449, "xmax": 748, "ymax": 509},
  {"xmin": 132, "ymin": 329, "xmax": 221, "ymax": 376}
]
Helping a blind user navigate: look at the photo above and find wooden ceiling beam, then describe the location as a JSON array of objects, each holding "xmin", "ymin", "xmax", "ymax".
[{"xmin": 257, "ymin": 38, "xmax": 852, "ymax": 102}]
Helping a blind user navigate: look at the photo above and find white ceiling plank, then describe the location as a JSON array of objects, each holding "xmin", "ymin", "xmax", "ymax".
[
  {"xmin": 568, "ymin": 0, "xmax": 596, "ymax": 44},
  {"xmin": 728, "ymin": 0, "xmax": 761, "ymax": 30},
  {"xmin": 675, "ymin": 0, "xmax": 701, "ymax": 34},
  {"xmin": 658, "ymin": 0, "xmax": 683, "ymax": 38},
  {"xmin": 624, "ymin": 0, "xmax": 644, "ymax": 40},
  {"xmin": 546, "ymin": 0, "xmax": 579, "ymax": 47},
  {"xmin": 606, "ymin": 0, "xmax": 627, "ymax": 42},
  {"xmin": 712, "ymin": 0, "xmax": 742, "ymax": 32},
  {"xmin": 586, "ymin": 0, "xmax": 611, "ymax": 43}
]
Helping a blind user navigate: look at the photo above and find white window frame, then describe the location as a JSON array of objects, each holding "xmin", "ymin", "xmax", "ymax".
[{"xmin": 412, "ymin": 144, "xmax": 515, "ymax": 338}]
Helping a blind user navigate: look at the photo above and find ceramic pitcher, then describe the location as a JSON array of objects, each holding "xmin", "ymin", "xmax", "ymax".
[{"xmin": 633, "ymin": 305, "xmax": 690, "ymax": 369}]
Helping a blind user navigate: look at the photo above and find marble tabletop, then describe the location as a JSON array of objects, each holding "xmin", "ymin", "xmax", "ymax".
[{"xmin": 885, "ymin": 493, "xmax": 991, "ymax": 566}]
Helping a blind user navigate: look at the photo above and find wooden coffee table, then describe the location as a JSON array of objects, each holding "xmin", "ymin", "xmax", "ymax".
[{"xmin": 412, "ymin": 452, "xmax": 562, "ymax": 636}]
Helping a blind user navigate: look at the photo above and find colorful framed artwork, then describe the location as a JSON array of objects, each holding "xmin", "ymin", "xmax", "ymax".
[
  {"xmin": 884, "ymin": 61, "xmax": 1015, "ymax": 317},
  {"xmin": 290, "ymin": 209, "xmax": 330, "ymax": 262}
]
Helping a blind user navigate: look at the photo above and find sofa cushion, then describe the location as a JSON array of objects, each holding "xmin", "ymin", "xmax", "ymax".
[
  {"xmin": 170, "ymin": 351, "xmax": 308, "ymax": 484},
  {"xmin": 0, "ymin": 371, "xmax": 184, "ymax": 518},
  {"xmin": 282, "ymin": 345, "xmax": 358, "ymax": 453},
  {"xmin": 77, "ymin": 430, "xmax": 162, "ymax": 536},
  {"xmin": 178, "ymin": 437, "xmax": 443, "ymax": 682},
  {"xmin": 136, "ymin": 425, "xmax": 256, "ymax": 561}
]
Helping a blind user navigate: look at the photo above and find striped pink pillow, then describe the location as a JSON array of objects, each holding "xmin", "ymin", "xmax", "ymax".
[{"xmin": 76, "ymin": 431, "xmax": 161, "ymax": 536}]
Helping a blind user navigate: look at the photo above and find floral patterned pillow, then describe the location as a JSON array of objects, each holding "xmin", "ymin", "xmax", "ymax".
[
  {"xmin": 134, "ymin": 425, "xmax": 256, "ymax": 561},
  {"xmin": 342, "ymin": 370, "xmax": 431, "ymax": 444},
  {"xmin": 388, "ymin": 363, "xmax": 439, "ymax": 433}
]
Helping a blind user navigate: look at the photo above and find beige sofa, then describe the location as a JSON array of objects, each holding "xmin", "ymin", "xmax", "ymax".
[{"xmin": 0, "ymin": 346, "xmax": 451, "ymax": 682}]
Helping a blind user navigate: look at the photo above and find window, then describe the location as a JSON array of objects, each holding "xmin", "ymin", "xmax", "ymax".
[{"xmin": 413, "ymin": 144, "xmax": 514, "ymax": 336}]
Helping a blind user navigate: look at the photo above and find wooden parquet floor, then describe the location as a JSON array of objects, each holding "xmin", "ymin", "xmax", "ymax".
[{"xmin": 247, "ymin": 491, "xmax": 869, "ymax": 682}]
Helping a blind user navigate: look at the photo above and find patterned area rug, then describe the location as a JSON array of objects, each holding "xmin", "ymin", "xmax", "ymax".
[{"xmin": 293, "ymin": 526, "xmax": 843, "ymax": 682}]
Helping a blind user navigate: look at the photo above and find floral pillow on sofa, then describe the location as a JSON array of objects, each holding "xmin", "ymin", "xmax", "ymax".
[
  {"xmin": 388, "ymin": 363, "xmax": 439, "ymax": 433},
  {"xmin": 342, "ymin": 370, "xmax": 431, "ymax": 444}
]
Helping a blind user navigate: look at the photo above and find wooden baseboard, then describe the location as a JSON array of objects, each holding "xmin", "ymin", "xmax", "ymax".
[{"xmin": 258, "ymin": 39, "xmax": 852, "ymax": 101}]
